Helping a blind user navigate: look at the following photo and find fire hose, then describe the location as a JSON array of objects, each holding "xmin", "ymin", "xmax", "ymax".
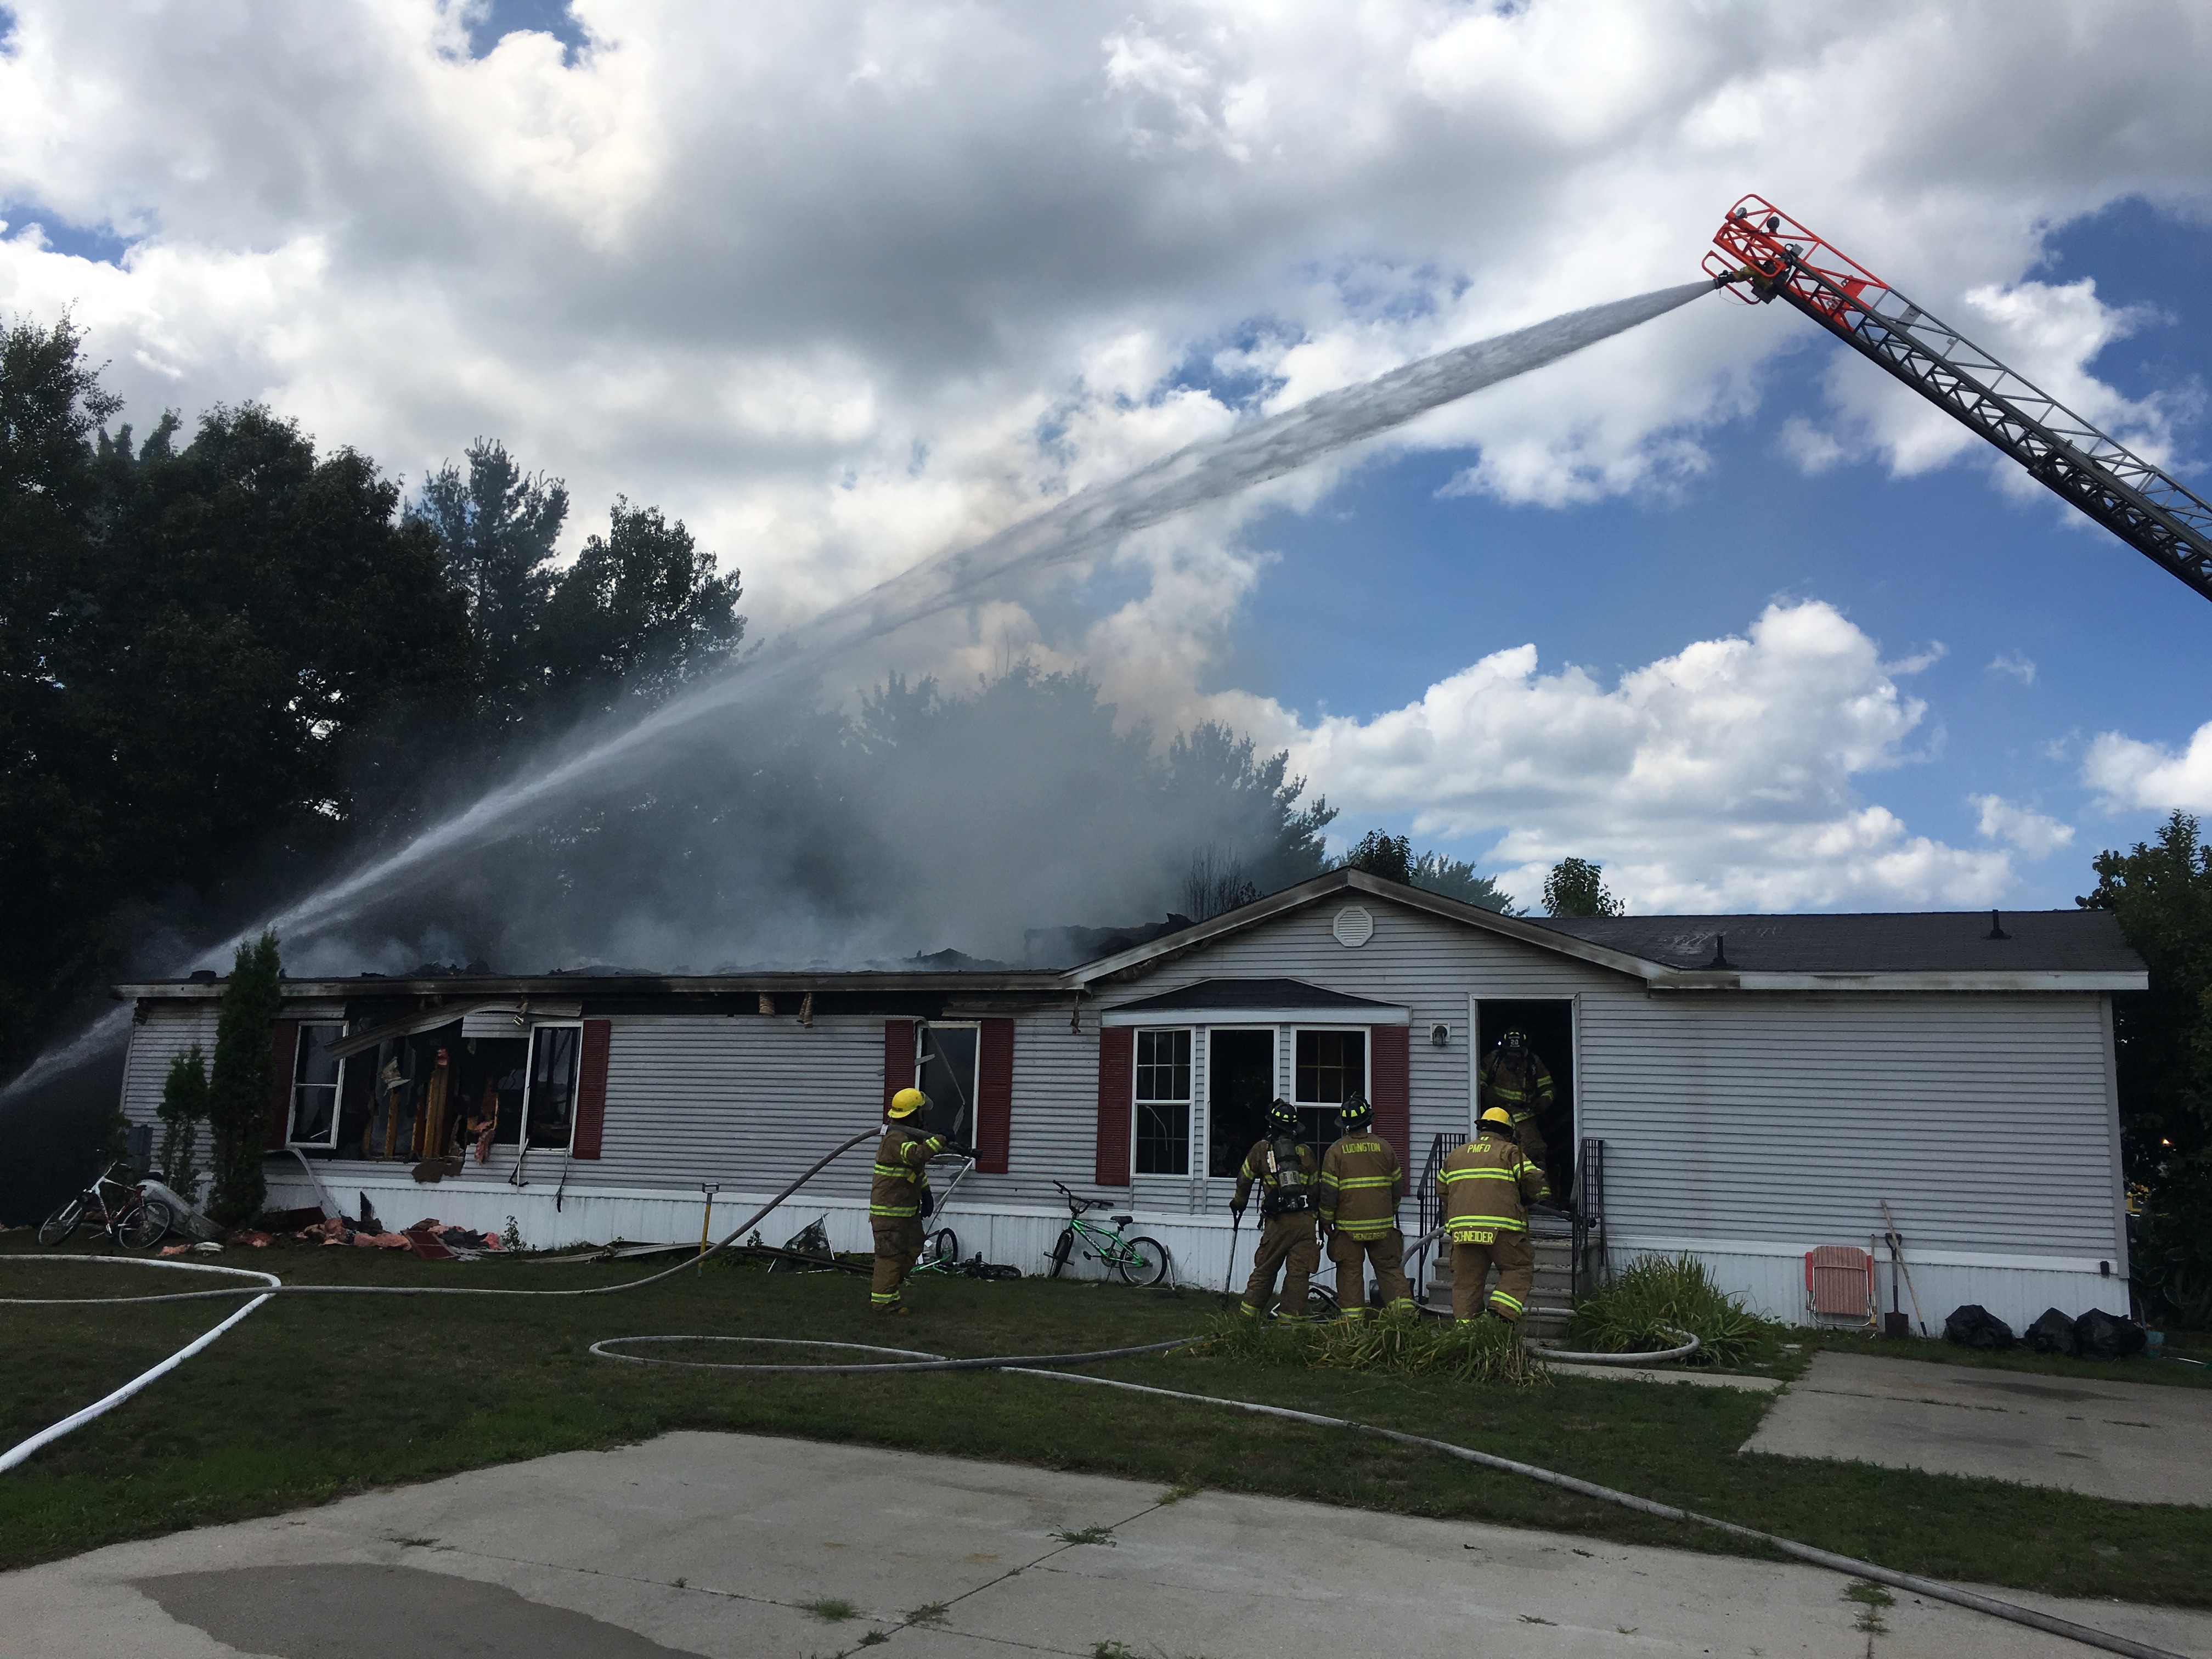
[{"xmin": 3, "ymin": 1138, "xmax": 2192, "ymax": 1659}]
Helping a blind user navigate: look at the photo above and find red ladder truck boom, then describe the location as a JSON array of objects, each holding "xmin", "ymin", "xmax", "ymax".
[{"xmin": 1707, "ymin": 194, "xmax": 2212, "ymax": 605}]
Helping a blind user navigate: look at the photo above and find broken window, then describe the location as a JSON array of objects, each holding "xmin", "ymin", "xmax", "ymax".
[
  {"xmin": 914, "ymin": 1022, "xmax": 978, "ymax": 1144},
  {"xmin": 524, "ymin": 1023, "xmax": 582, "ymax": 1149},
  {"xmin": 1293, "ymin": 1028, "xmax": 1366, "ymax": 1150},
  {"xmin": 1132, "ymin": 1028, "xmax": 1192, "ymax": 1176},
  {"xmin": 287, "ymin": 1023, "xmax": 346, "ymax": 1148}
]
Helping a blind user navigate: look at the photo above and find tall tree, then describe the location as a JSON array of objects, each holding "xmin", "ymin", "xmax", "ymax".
[
  {"xmin": 0, "ymin": 318, "xmax": 120, "ymax": 1069},
  {"xmin": 1340, "ymin": 829, "xmax": 1414, "ymax": 884},
  {"xmin": 408, "ymin": 438, "xmax": 567, "ymax": 725},
  {"xmin": 1, "ymin": 342, "xmax": 477, "ymax": 1077},
  {"xmin": 2078, "ymin": 810, "xmax": 2212, "ymax": 1324},
  {"xmin": 1409, "ymin": 850, "xmax": 1514, "ymax": 914},
  {"xmin": 1544, "ymin": 856, "xmax": 1623, "ymax": 917},
  {"xmin": 539, "ymin": 498, "xmax": 744, "ymax": 710},
  {"xmin": 206, "ymin": 932, "xmax": 281, "ymax": 1227}
]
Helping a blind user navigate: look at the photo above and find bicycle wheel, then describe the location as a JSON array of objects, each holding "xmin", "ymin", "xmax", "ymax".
[
  {"xmin": 918, "ymin": 1227, "xmax": 960, "ymax": 1269},
  {"xmin": 37, "ymin": 1198, "xmax": 84, "ymax": 1246},
  {"xmin": 1047, "ymin": 1228, "xmax": 1076, "ymax": 1279},
  {"xmin": 121, "ymin": 1195, "xmax": 172, "ymax": 1251},
  {"xmin": 1113, "ymin": 1235, "xmax": 1170, "ymax": 1287},
  {"xmin": 1303, "ymin": 1284, "xmax": 1340, "ymax": 1319}
]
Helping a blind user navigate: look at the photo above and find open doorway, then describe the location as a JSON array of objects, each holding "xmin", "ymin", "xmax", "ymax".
[
  {"xmin": 1474, "ymin": 998, "xmax": 1575, "ymax": 1205},
  {"xmin": 1207, "ymin": 1029, "xmax": 1274, "ymax": 1176}
]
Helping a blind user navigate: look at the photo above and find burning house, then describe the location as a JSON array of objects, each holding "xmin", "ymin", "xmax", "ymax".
[{"xmin": 112, "ymin": 869, "xmax": 2143, "ymax": 1331}]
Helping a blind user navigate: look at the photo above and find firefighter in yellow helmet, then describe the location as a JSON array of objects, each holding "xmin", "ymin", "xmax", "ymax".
[
  {"xmin": 870, "ymin": 1087, "xmax": 959, "ymax": 1314},
  {"xmin": 1316, "ymin": 1094, "xmax": 1414, "ymax": 1318},
  {"xmin": 1231, "ymin": 1099, "xmax": 1321, "ymax": 1318},
  {"xmin": 1477, "ymin": 1028, "xmax": 1553, "ymax": 1167},
  {"xmin": 1436, "ymin": 1105, "xmax": 1550, "ymax": 1322}
]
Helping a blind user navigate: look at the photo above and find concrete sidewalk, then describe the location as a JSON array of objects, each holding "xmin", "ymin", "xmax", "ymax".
[
  {"xmin": 1745, "ymin": 1351, "xmax": 2212, "ymax": 1505},
  {"xmin": 4, "ymin": 1430, "xmax": 2208, "ymax": 1658}
]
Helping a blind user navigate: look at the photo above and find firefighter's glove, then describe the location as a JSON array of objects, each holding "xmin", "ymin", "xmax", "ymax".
[
  {"xmin": 949, "ymin": 1142, "xmax": 979, "ymax": 1160},
  {"xmin": 1230, "ymin": 1204, "xmax": 1246, "ymax": 1221}
]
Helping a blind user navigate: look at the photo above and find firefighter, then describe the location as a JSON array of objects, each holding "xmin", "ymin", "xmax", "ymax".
[
  {"xmin": 1316, "ymin": 1093, "xmax": 1414, "ymax": 1318},
  {"xmin": 868, "ymin": 1087, "xmax": 962, "ymax": 1314},
  {"xmin": 1436, "ymin": 1105, "xmax": 1550, "ymax": 1322},
  {"xmin": 1477, "ymin": 1028, "xmax": 1554, "ymax": 1166},
  {"xmin": 1231, "ymin": 1098, "xmax": 1321, "ymax": 1319}
]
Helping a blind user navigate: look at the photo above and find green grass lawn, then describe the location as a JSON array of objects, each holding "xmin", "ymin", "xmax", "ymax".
[{"xmin": 3, "ymin": 1239, "xmax": 2206, "ymax": 1609}]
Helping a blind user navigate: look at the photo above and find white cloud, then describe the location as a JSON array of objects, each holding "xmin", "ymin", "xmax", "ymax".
[
  {"xmin": 1, "ymin": 2, "xmax": 2207, "ymax": 916},
  {"xmin": 1233, "ymin": 599, "xmax": 2013, "ymax": 911},
  {"xmin": 1971, "ymin": 793, "xmax": 2074, "ymax": 860},
  {"xmin": 2, "ymin": 0, "xmax": 2205, "ymax": 652},
  {"xmin": 1987, "ymin": 651, "xmax": 2037, "ymax": 686},
  {"xmin": 2083, "ymin": 722, "xmax": 2212, "ymax": 812}
]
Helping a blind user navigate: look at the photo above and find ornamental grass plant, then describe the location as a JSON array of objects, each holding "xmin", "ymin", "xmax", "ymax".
[
  {"xmin": 1192, "ymin": 1309, "xmax": 1548, "ymax": 1387},
  {"xmin": 1565, "ymin": 1253, "xmax": 1770, "ymax": 1366}
]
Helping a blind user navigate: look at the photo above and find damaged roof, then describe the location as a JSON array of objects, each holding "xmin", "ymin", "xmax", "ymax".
[{"xmin": 1529, "ymin": 908, "xmax": 2142, "ymax": 975}]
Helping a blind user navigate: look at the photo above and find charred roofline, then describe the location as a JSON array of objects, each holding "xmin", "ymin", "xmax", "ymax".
[{"xmin": 112, "ymin": 970, "xmax": 1075, "ymax": 1002}]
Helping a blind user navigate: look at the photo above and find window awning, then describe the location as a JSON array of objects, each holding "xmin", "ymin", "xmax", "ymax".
[{"xmin": 1099, "ymin": 977, "xmax": 1408, "ymax": 1028}]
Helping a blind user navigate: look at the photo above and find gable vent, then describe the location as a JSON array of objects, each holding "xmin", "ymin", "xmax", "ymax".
[{"xmin": 1332, "ymin": 905, "xmax": 1375, "ymax": 948}]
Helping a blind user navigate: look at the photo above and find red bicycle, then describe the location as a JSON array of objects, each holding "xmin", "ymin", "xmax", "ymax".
[{"xmin": 37, "ymin": 1163, "xmax": 172, "ymax": 1251}]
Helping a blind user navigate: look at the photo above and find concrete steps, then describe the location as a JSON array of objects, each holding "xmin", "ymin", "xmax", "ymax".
[{"xmin": 1424, "ymin": 1234, "xmax": 1576, "ymax": 1339}]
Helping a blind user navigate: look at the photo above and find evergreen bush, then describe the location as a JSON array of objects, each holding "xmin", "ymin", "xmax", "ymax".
[
  {"xmin": 207, "ymin": 932, "xmax": 282, "ymax": 1227},
  {"xmin": 157, "ymin": 1044, "xmax": 210, "ymax": 1193}
]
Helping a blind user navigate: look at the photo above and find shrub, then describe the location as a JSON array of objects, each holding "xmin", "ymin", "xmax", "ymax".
[
  {"xmin": 1192, "ymin": 1310, "xmax": 1548, "ymax": 1387},
  {"xmin": 157, "ymin": 1044, "xmax": 210, "ymax": 1192},
  {"xmin": 207, "ymin": 931, "xmax": 282, "ymax": 1227},
  {"xmin": 1565, "ymin": 1254, "xmax": 1769, "ymax": 1366}
]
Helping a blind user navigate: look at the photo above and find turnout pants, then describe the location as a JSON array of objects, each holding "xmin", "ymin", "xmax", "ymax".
[
  {"xmin": 871, "ymin": 1215, "xmax": 924, "ymax": 1309},
  {"xmin": 1327, "ymin": 1227, "xmax": 1414, "ymax": 1315},
  {"xmin": 1449, "ymin": 1231, "xmax": 1533, "ymax": 1322},
  {"xmin": 1240, "ymin": 1212, "xmax": 1320, "ymax": 1318}
]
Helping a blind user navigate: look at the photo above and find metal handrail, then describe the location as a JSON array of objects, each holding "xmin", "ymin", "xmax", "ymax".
[{"xmin": 1571, "ymin": 1136, "xmax": 1606, "ymax": 1301}]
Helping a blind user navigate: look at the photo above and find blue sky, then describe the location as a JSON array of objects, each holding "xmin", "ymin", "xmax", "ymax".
[
  {"xmin": 5, "ymin": 1, "xmax": 2209, "ymax": 923},
  {"xmin": 1227, "ymin": 199, "xmax": 2212, "ymax": 906}
]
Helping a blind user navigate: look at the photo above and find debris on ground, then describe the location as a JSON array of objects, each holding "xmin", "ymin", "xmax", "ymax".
[{"xmin": 2074, "ymin": 1307, "xmax": 2149, "ymax": 1361}]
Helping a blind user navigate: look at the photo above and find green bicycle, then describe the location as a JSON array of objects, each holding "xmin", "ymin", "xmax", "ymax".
[{"xmin": 1046, "ymin": 1181, "xmax": 1171, "ymax": 1286}]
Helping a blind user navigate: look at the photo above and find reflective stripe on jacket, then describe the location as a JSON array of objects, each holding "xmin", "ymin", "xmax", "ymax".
[
  {"xmin": 1436, "ymin": 1130, "xmax": 1549, "ymax": 1239},
  {"xmin": 870, "ymin": 1124, "xmax": 947, "ymax": 1218},
  {"xmin": 1317, "ymin": 1134, "xmax": 1407, "ymax": 1237},
  {"xmin": 1478, "ymin": 1050, "xmax": 1554, "ymax": 1128}
]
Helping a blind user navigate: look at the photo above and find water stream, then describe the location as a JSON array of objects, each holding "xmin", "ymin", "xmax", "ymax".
[{"xmin": 4, "ymin": 280, "xmax": 1710, "ymax": 1099}]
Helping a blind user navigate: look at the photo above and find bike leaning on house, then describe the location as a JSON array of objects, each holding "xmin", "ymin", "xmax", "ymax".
[
  {"xmin": 37, "ymin": 1162, "xmax": 173, "ymax": 1250},
  {"xmin": 1046, "ymin": 1181, "xmax": 1171, "ymax": 1285}
]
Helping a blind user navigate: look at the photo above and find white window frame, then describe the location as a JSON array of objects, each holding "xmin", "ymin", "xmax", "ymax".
[
  {"xmin": 522, "ymin": 1020, "xmax": 585, "ymax": 1154},
  {"xmin": 1290, "ymin": 1024, "xmax": 1368, "ymax": 1107},
  {"xmin": 286, "ymin": 1022, "xmax": 347, "ymax": 1149},
  {"xmin": 914, "ymin": 1019, "xmax": 980, "ymax": 1143},
  {"xmin": 1131, "ymin": 1026, "xmax": 1194, "ymax": 1177}
]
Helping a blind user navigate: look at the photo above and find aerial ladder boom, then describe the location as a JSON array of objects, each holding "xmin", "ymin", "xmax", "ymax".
[{"xmin": 1707, "ymin": 195, "xmax": 2212, "ymax": 605}]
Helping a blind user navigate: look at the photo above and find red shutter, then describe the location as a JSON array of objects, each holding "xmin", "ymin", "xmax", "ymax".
[
  {"xmin": 266, "ymin": 1020, "xmax": 300, "ymax": 1149},
  {"xmin": 571, "ymin": 1018, "xmax": 611, "ymax": 1159},
  {"xmin": 883, "ymin": 1019, "xmax": 916, "ymax": 1119},
  {"xmin": 1371, "ymin": 1024, "xmax": 1410, "ymax": 1169},
  {"xmin": 1096, "ymin": 1026, "xmax": 1132, "ymax": 1187},
  {"xmin": 976, "ymin": 1017, "xmax": 1013, "ymax": 1173}
]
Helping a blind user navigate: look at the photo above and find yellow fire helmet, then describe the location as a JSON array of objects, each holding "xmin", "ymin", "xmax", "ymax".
[
  {"xmin": 1479, "ymin": 1106, "xmax": 1516, "ymax": 1132},
  {"xmin": 888, "ymin": 1087, "xmax": 930, "ymax": 1119}
]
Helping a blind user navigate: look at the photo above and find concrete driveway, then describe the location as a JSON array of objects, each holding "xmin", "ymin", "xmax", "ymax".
[
  {"xmin": 1744, "ymin": 1351, "xmax": 2212, "ymax": 1505},
  {"xmin": 7, "ymin": 1430, "xmax": 2210, "ymax": 1658}
]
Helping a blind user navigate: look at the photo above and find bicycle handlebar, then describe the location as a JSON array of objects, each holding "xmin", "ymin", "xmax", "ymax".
[{"xmin": 1051, "ymin": 1180, "xmax": 1105, "ymax": 1214}]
